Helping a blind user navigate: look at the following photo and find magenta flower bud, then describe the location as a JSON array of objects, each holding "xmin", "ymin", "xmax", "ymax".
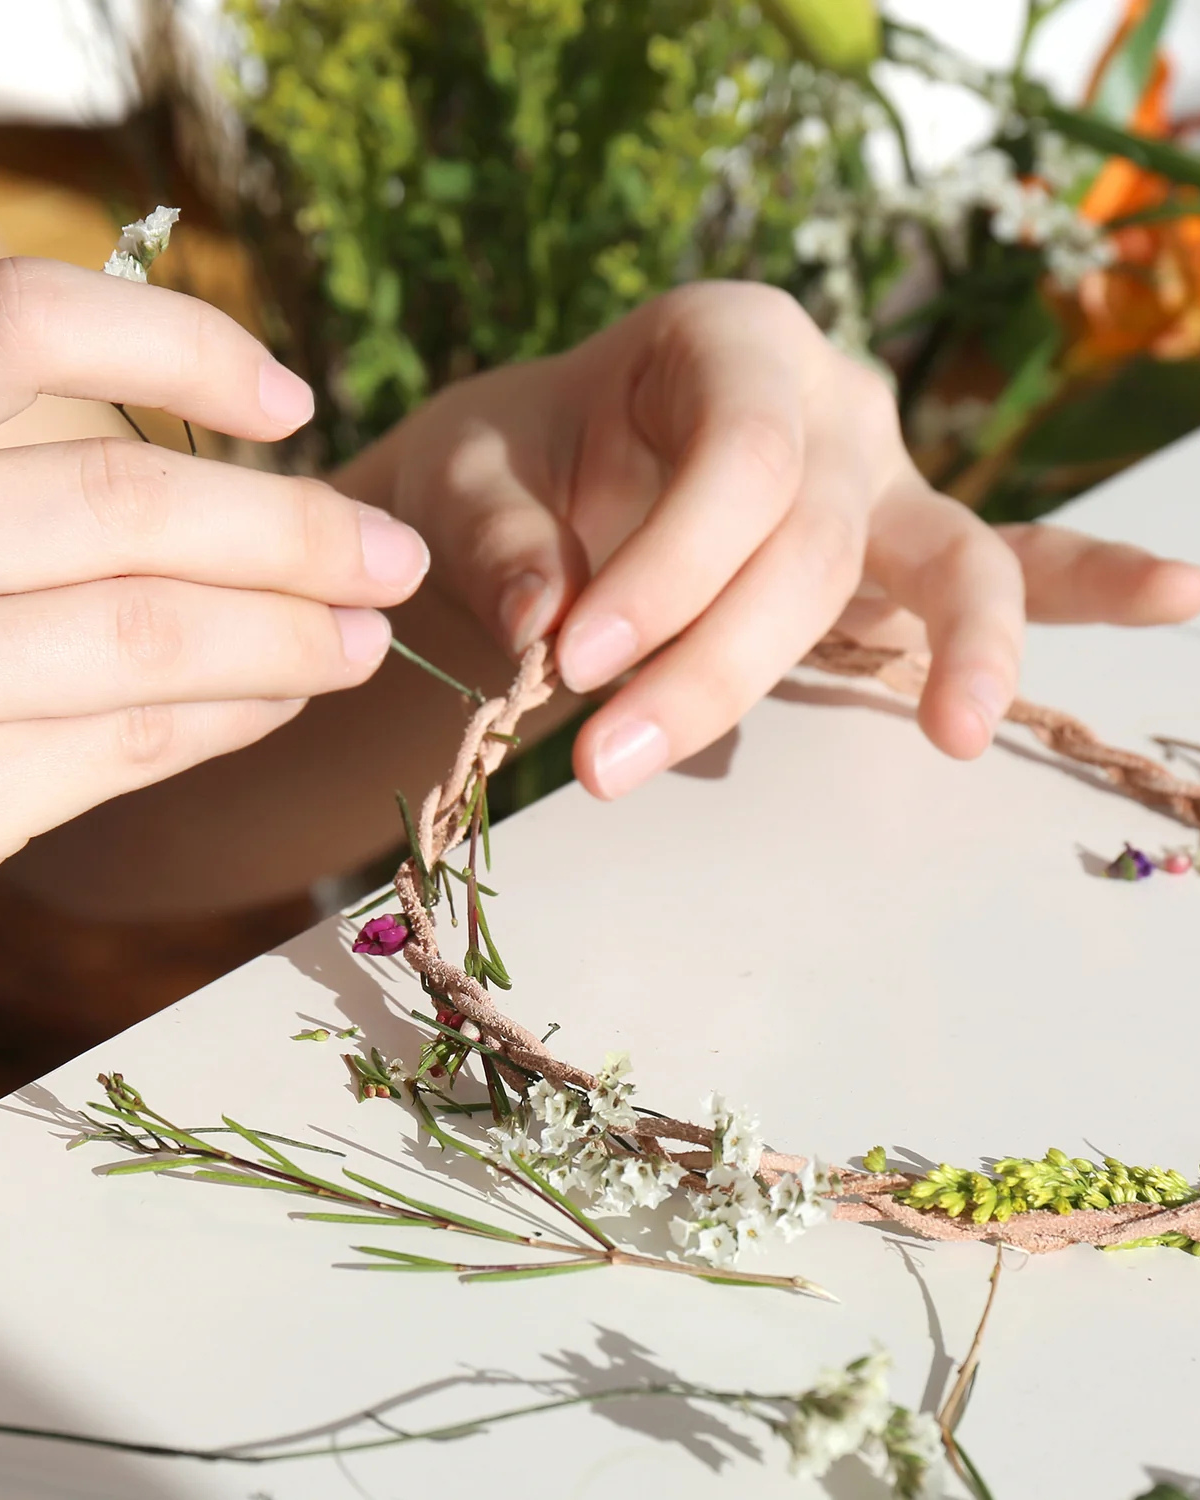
[{"xmin": 352, "ymin": 913, "xmax": 410, "ymax": 956}]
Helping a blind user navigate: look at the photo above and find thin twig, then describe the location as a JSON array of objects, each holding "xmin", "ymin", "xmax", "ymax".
[{"xmin": 938, "ymin": 1245, "xmax": 1004, "ymax": 1488}]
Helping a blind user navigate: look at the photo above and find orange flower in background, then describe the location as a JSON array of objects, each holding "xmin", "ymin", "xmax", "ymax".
[{"xmin": 1064, "ymin": 0, "xmax": 1200, "ymax": 368}]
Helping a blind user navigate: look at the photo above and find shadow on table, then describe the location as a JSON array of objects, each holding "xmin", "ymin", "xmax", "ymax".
[
  {"xmin": 0, "ymin": 1319, "xmax": 857, "ymax": 1499},
  {"xmin": 10, "ymin": 1083, "xmax": 944, "ymax": 1500}
]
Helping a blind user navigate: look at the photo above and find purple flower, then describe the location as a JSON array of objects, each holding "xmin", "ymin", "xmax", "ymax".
[
  {"xmin": 1105, "ymin": 844, "xmax": 1153, "ymax": 881},
  {"xmin": 352, "ymin": 913, "xmax": 410, "ymax": 956}
]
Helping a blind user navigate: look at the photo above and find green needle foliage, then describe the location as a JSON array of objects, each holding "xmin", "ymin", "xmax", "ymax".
[{"xmin": 77, "ymin": 1072, "xmax": 830, "ymax": 1295}]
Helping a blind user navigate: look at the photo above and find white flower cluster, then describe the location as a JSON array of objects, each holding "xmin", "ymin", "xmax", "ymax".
[
  {"xmin": 103, "ymin": 206, "xmax": 181, "ymax": 283},
  {"xmin": 489, "ymin": 1053, "xmax": 686, "ymax": 1215},
  {"xmin": 488, "ymin": 1063, "xmax": 831, "ymax": 1268},
  {"xmin": 669, "ymin": 1091, "xmax": 830, "ymax": 1267},
  {"xmin": 791, "ymin": 211, "xmax": 872, "ymax": 354},
  {"xmin": 879, "ymin": 147, "xmax": 1114, "ymax": 288},
  {"xmin": 775, "ymin": 1351, "xmax": 943, "ymax": 1495}
]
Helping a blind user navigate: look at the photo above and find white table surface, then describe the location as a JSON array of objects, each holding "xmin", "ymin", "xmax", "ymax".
[{"xmin": 6, "ymin": 433, "xmax": 1200, "ymax": 1500}]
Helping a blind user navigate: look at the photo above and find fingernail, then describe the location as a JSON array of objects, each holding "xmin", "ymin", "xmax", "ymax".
[
  {"xmin": 965, "ymin": 671, "xmax": 1009, "ymax": 730},
  {"xmin": 559, "ymin": 613, "xmax": 638, "ymax": 693},
  {"xmin": 592, "ymin": 718, "xmax": 669, "ymax": 799},
  {"xmin": 333, "ymin": 607, "xmax": 392, "ymax": 664},
  {"xmin": 498, "ymin": 571, "xmax": 554, "ymax": 654},
  {"xmin": 358, "ymin": 507, "xmax": 430, "ymax": 592},
  {"xmin": 258, "ymin": 358, "xmax": 315, "ymax": 428}
]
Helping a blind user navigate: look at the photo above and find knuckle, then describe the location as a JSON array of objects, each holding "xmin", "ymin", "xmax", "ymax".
[
  {"xmin": 0, "ymin": 257, "xmax": 54, "ymax": 380},
  {"xmin": 287, "ymin": 475, "xmax": 348, "ymax": 572},
  {"xmin": 723, "ymin": 410, "xmax": 802, "ymax": 490},
  {"xmin": 76, "ymin": 437, "xmax": 171, "ymax": 546},
  {"xmin": 180, "ymin": 295, "xmax": 224, "ymax": 376},
  {"xmin": 843, "ymin": 359, "xmax": 900, "ymax": 440},
  {"xmin": 114, "ymin": 704, "xmax": 178, "ymax": 774},
  {"xmin": 0, "ymin": 256, "xmax": 28, "ymax": 355},
  {"xmin": 112, "ymin": 580, "xmax": 186, "ymax": 680},
  {"xmin": 702, "ymin": 653, "xmax": 756, "ymax": 732},
  {"xmin": 800, "ymin": 506, "xmax": 862, "ymax": 589}
]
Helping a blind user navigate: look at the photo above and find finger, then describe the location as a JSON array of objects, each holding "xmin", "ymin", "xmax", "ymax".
[
  {"xmin": 571, "ymin": 478, "xmax": 866, "ymax": 798},
  {"xmin": 0, "ymin": 438, "xmax": 428, "ymax": 607},
  {"xmin": 865, "ymin": 483, "xmax": 1026, "ymax": 759},
  {"xmin": 0, "ymin": 257, "xmax": 313, "ymax": 438},
  {"xmin": 0, "ymin": 698, "xmax": 307, "ymax": 861},
  {"xmin": 556, "ymin": 287, "xmax": 811, "ymax": 693},
  {"xmin": 997, "ymin": 522, "xmax": 1200, "ymax": 624},
  {"xmin": 398, "ymin": 377, "xmax": 591, "ymax": 655},
  {"xmin": 0, "ymin": 578, "xmax": 395, "ymax": 722}
]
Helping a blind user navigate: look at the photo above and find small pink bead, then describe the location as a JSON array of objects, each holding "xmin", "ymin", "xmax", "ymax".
[{"xmin": 1162, "ymin": 852, "xmax": 1194, "ymax": 875}]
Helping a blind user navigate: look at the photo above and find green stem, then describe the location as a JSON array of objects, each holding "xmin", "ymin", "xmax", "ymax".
[
  {"xmin": 86, "ymin": 1101, "xmax": 561, "ymax": 1250},
  {"xmin": 112, "ymin": 403, "xmax": 149, "ymax": 442},
  {"xmin": 0, "ymin": 1383, "xmax": 794, "ymax": 1465},
  {"xmin": 1014, "ymin": 0, "xmax": 1069, "ymax": 81},
  {"xmin": 949, "ymin": 1438, "xmax": 998, "ymax": 1500},
  {"xmin": 388, "ymin": 638, "xmax": 485, "ymax": 704}
]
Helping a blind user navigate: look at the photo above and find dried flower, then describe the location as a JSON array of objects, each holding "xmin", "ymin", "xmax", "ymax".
[
  {"xmin": 103, "ymin": 205, "xmax": 181, "ymax": 282},
  {"xmin": 353, "ymin": 913, "xmax": 410, "ymax": 955},
  {"xmin": 898, "ymin": 1148, "xmax": 1194, "ymax": 1223},
  {"xmin": 772, "ymin": 1353, "xmax": 943, "ymax": 1497},
  {"xmin": 1105, "ymin": 843, "xmax": 1154, "ymax": 881},
  {"xmin": 773, "ymin": 1351, "xmax": 893, "ymax": 1477}
]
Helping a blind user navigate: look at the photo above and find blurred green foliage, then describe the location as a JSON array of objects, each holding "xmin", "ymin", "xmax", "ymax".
[{"xmin": 229, "ymin": 0, "xmax": 821, "ymax": 460}]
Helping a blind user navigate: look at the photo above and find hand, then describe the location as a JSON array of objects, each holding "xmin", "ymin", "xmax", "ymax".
[
  {"xmin": 0, "ymin": 258, "xmax": 429, "ymax": 860},
  {"xmin": 380, "ymin": 281, "xmax": 1200, "ymax": 798}
]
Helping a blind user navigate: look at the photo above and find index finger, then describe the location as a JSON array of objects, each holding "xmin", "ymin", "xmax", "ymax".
[
  {"xmin": 556, "ymin": 284, "xmax": 812, "ymax": 694},
  {"xmin": 0, "ymin": 257, "xmax": 313, "ymax": 438}
]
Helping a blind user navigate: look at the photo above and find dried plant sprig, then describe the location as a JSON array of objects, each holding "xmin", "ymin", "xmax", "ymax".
[
  {"xmin": 76, "ymin": 1073, "xmax": 833, "ymax": 1298},
  {"xmin": 102, "ymin": 205, "xmax": 196, "ymax": 454},
  {"xmin": 837, "ymin": 1152, "xmax": 1200, "ymax": 1255},
  {"xmin": 0, "ymin": 1350, "xmax": 940, "ymax": 1495},
  {"xmin": 937, "ymin": 1245, "xmax": 1005, "ymax": 1500}
]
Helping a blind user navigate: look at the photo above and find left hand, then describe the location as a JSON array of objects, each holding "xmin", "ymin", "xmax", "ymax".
[{"xmin": 373, "ymin": 281, "xmax": 1200, "ymax": 799}]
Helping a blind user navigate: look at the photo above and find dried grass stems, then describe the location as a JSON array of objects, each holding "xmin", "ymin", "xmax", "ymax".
[{"xmin": 389, "ymin": 635, "xmax": 1200, "ymax": 1253}]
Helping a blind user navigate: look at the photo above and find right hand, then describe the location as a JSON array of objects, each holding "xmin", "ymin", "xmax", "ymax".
[{"xmin": 0, "ymin": 258, "xmax": 429, "ymax": 862}]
